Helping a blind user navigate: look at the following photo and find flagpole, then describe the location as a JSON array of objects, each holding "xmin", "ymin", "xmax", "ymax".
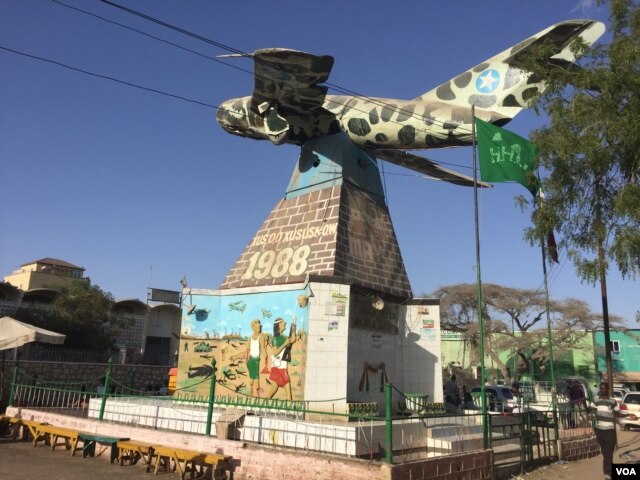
[
  {"xmin": 540, "ymin": 235, "xmax": 560, "ymax": 448},
  {"xmin": 471, "ymin": 106, "xmax": 488, "ymax": 448},
  {"xmin": 536, "ymin": 183, "xmax": 559, "ymax": 449}
]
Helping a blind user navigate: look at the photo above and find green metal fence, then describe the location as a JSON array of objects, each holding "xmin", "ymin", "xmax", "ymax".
[{"xmin": 8, "ymin": 360, "xmax": 590, "ymax": 471}]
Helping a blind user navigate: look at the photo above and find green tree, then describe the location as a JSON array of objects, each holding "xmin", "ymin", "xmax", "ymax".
[
  {"xmin": 13, "ymin": 281, "xmax": 125, "ymax": 351},
  {"xmin": 433, "ymin": 283, "xmax": 612, "ymax": 381},
  {"xmin": 520, "ymin": 0, "xmax": 640, "ymax": 389}
]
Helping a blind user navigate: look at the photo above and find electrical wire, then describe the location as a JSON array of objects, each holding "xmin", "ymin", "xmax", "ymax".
[
  {"xmin": 0, "ymin": 45, "xmax": 218, "ymax": 109},
  {"xmin": 94, "ymin": 0, "xmax": 476, "ymax": 135},
  {"xmin": 0, "ymin": 44, "xmax": 477, "ymax": 174},
  {"xmin": 51, "ymin": 0, "xmax": 254, "ymax": 77}
]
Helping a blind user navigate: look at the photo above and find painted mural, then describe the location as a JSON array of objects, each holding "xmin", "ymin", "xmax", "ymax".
[{"xmin": 177, "ymin": 287, "xmax": 309, "ymax": 401}]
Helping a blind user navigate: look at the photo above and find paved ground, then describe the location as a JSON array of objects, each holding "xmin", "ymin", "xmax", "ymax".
[{"xmin": 1, "ymin": 428, "xmax": 639, "ymax": 480}]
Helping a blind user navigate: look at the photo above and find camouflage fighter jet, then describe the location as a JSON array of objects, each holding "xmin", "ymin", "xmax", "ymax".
[{"xmin": 216, "ymin": 20, "xmax": 604, "ymax": 186}]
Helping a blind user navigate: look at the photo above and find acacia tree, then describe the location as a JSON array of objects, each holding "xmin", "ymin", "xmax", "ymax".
[
  {"xmin": 520, "ymin": 0, "xmax": 640, "ymax": 388},
  {"xmin": 433, "ymin": 283, "xmax": 611, "ymax": 381}
]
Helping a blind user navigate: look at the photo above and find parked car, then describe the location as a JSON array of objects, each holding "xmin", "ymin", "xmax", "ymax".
[
  {"xmin": 470, "ymin": 386, "xmax": 515, "ymax": 413},
  {"xmin": 612, "ymin": 388, "xmax": 629, "ymax": 406},
  {"xmin": 618, "ymin": 392, "xmax": 640, "ymax": 430}
]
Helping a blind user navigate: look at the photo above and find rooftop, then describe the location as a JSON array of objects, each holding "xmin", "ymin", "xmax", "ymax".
[{"xmin": 22, "ymin": 258, "xmax": 85, "ymax": 270}]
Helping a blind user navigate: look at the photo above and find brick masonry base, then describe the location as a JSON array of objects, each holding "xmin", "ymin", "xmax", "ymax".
[
  {"xmin": 383, "ymin": 450, "xmax": 494, "ymax": 480},
  {"xmin": 559, "ymin": 433, "xmax": 600, "ymax": 461}
]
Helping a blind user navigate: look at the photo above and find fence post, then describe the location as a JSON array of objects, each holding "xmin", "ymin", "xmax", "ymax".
[
  {"xmin": 129, "ymin": 368, "xmax": 137, "ymax": 394},
  {"xmin": 98, "ymin": 357, "xmax": 112, "ymax": 421},
  {"xmin": 205, "ymin": 359, "xmax": 217, "ymax": 436},
  {"xmin": 7, "ymin": 364, "xmax": 19, "ymax": 407},
  {"xmin": 385, "ymin": 382, "xmax": 393, "ymax": 463},
  {"xmin": 551, "ymin": 393, "xmax": 559, "ymax": 456}
]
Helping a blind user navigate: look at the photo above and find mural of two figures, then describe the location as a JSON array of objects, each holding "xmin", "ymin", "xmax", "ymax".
[{"xmin": 178, "ymin": 288, "xmax": 309, "ymax": 401}]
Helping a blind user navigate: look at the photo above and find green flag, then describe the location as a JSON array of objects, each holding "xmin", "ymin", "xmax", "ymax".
[{"xmin": 475, "ymin": 117, "xmax": 538, "ymax": 195}]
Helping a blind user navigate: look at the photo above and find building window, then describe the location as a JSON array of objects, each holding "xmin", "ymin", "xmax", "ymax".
[{"xmin": 610, "ymin": 340, "xmax": 620, "ymax": 353}]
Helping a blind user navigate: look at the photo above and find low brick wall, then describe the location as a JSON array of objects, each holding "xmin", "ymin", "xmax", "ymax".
[
  {"xmin": 7, "ymin": 407, "xmax": 493, "ymax": 480},
  {"xmin": 559, "ymin": 433, "xmax": 600, "ymax": 461},
  {"xmin": 382, "ymin": 450, "xmax": 493, "ymax": 480}
]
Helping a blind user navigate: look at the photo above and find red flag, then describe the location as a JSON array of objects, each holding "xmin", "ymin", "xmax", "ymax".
[{"xmin": 547, "ymin": 231, "xmax": 559, "ymax": 264}]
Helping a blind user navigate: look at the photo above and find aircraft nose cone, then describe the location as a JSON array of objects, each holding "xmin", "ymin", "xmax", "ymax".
[
  {"xmin": 216, "ymin": 98, "xmax": 250, "ymax": 133},
  {"xmin": 216, "ymin": 100, "xmax": 233, "ymax": 128}
]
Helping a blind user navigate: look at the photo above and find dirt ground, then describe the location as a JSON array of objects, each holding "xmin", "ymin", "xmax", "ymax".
[
  {"xmin": 513, "ymin": 428, "xmax": 640, "ymax": 480},
  {"xmin": 0, "ymin": 428, "xmax": 638, "ymax": 480},
  {"xmin": 0, "ymin": 436, "xmax": 152, "ymax": 480}
]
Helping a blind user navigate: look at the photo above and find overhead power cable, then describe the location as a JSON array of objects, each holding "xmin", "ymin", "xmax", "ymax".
[
  {"xmin": 95, "ymin": 0, "xmax": 475, "ymax": 136},
  {"xmin": 0, "ymin": 45, "xmax": 217, "ymax": 109},
  {"xmin": 51, "ymin": 0, "xmax": 254, "ymax": 77},
  {"xmin": 1, "ymin": 43, "xmax": 478, "ymax": 174},
  {"xmin": 99, "ymin": 0, "xmax": 249, "ymax": 57}
]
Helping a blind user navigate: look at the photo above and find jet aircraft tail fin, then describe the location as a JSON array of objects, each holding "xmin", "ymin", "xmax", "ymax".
[{"xmin": 413, "ymin": 19, "xmax": 605, "ymax": 125}]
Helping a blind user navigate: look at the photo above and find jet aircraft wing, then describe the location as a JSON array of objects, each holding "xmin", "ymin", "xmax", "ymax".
[
  {"xmin": 251, "ymin": 48, "xmax": 334, "ymax": 115},
  {"xmin": 376, "ymin": 149, "xmax": 492, "ymax": 188}
]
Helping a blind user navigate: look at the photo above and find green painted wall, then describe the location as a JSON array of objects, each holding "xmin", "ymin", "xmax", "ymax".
[
  {"xmin": 593, "ymin": 329, "xmax": 640, "ymax": 376},
  {"xmin": 441, "ymin": 330, "xmax": 598, "ymax": 386}
]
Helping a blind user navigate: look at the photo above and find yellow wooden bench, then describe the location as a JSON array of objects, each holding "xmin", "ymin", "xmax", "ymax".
[
  {"xmin": 32, "ymin": 423, "xmax": 81, "ymax": 455},
  {"xmin": 19, "ymin": 419, "xmax": 48, "ymax": 441},
  {"xmin": 116, "ymin": 439, "xmax": 155, "ymax": 466},
  {"xmin": 150, "ymin": 445, "xmax": 231, "ymax": 480}
]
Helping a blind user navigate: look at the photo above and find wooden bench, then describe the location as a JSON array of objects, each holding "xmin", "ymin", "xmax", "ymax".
[
  {"xmin": 18, "ymin": 419, "xmax": 47, "ymax": 441},
  {"xmin": 150, "ymin": 445, "xmax": 231, "ymax": 480},
  {"xmin": 116, "ymin": 439, "xmax": 154, "ymax": 466},
  {"xmin": 77, "ymin": 433, "xmax": 129, "ymax": 463},
  {"xmin": 32, "ymin": 424, "xmax": 80, "ymax": 455}
]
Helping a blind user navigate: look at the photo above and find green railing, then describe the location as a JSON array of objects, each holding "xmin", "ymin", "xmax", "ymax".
[{"xmin": 8, "ymin": 361, "xmax": 577, "ymax": 469}]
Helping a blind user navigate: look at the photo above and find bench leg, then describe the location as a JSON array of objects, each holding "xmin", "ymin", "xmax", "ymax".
[
  {"xmin": 71, "ymin": 437, "xmax": 79, "ymax": 455},
  {"xmin": 82, "ymin": 440, "xmax": 96, "ymax": 458},
  {"xmin": 109, "ymin": 444, "xmax": 118, "ymax": 463},
  {"xmin": 153, "ymin": 455, "xmax": 169, "ymax": 475},
  {"xmin": 174, "ymin": 457, "xmax": 187, "ymax": 480}
]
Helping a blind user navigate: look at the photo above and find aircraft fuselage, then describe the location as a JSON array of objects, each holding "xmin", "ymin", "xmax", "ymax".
[{"xmin": 217, "ymin": 95, "xmax": 485, "ymax": 150}]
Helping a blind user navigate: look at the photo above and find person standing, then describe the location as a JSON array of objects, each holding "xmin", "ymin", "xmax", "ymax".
[
  {"xmin": 569, "ymin": 380, "xmax": 587, "ymax": 426},
  {"xmin": 591, "ymin": 381, "xmax": 625, "ymax": 480},
  {"xmin": 461, "ymin": 384, "xmax": 474, "ymax": 409},
  {"xmin": 510, "ymin": 382, "xmax": 524, "ymax": 413},
  {"xmin": 266, "ymin": 317, "xmax": 296, "ymax": 400},
  {"xmin": 232, "ymin": 318, "xmax": 268, "ymax": 397},
  {"xmin": 444, "ymin": 375, "xmax": 460, "ymax": 413}
]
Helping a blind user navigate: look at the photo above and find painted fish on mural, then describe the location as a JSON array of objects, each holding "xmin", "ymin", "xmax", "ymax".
[{"xmin": 217, "ymin": 20, "xmax": 604, "ymax": 186}]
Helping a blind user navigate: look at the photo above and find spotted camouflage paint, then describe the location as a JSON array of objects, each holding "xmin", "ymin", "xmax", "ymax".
[{"xmin": 217, "ymin": 20, "xmax": 604, "ymax": 166}]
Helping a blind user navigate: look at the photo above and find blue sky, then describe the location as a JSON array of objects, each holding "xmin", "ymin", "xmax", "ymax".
[{"xmin": 1, "ymin": 0, "xmax": 637, "ymax": 325}]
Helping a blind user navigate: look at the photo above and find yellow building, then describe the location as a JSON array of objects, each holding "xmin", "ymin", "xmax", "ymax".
[{"xmin": 3, "ymin": 257, "xmax": 89, "ymax": 291}]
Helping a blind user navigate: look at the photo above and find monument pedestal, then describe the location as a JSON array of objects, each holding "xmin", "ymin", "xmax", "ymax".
[{"xmin": 177, "ymin": 134, "xmax": 441, "ymax": 408}]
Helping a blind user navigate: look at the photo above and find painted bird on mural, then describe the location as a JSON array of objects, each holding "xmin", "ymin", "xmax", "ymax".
[{"xmin": 217, "ymin": 20, "xmax": 604, "ymax": 186}]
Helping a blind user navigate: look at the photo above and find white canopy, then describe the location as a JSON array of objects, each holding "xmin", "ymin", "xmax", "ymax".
[{"xmin": 0, "ymin": 316, "xmax": 66, "ymax": 351}]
